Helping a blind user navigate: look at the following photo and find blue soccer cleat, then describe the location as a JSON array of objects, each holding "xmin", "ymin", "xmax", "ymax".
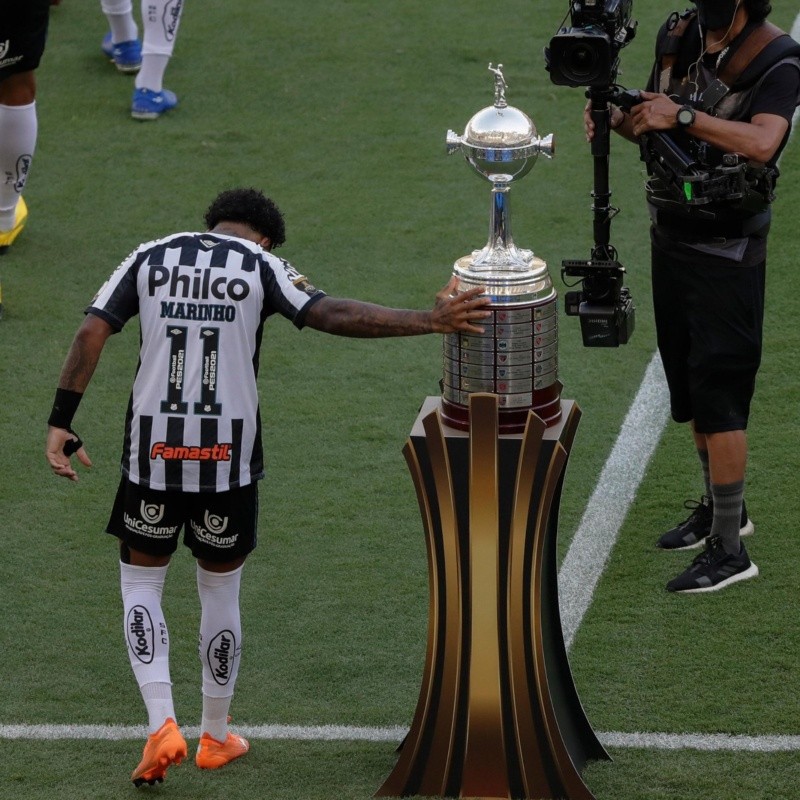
[
  {"xmin": 131, "ymin": 88, "xmax": 178, "ymax": 120},
  {"xmin": 101, "ymin": 32, "xmax": 142, "ymax": 73}
]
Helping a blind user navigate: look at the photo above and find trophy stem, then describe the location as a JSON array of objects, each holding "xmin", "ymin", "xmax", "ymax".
[
  {"xmin": 491, "ymin": 182, "xmax": 512, "ymax": 251},
  {"xmin": 472, "ymin": 182, "xmax": 531, "ymax": 269}
]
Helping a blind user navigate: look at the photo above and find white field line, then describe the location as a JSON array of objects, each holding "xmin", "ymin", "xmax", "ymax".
[
  {"xmin": 558, "ymin": 352, "xmax": 670, "ymax": 651},
  {"xmin": 4, "ymin": 724, "xmax": 800, "ymax": 753},
  {"xmin": 3, "ymin": 10, "xmax": 799, "ymax": 755}
]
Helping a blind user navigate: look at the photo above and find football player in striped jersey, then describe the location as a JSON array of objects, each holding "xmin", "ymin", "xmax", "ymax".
[{"xmin": 45, "ymin": 187, "xmax": 490, "ymax": 785}]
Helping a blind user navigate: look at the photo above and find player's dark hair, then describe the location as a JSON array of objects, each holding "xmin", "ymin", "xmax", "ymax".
[
  {"xmin": 204, "ymin": 188, "xmax": 287, "ymax": 248},
  {"xmin": 743, "ymin": 0, "xmax": 771, "ymax": 22}
]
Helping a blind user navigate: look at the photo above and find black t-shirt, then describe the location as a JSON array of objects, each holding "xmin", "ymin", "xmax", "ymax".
[{"xmin": 749, "ymin": 63, "xmax": 800, "ymax": 166}]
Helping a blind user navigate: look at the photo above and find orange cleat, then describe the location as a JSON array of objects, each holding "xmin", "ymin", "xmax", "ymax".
[
  {"xmin": 195, "ymin": 730, "xmax": 250, "ymax": 770},
  {"xmin": 131, "ymin": 718, "xmax": 188, "ymax": 787}
]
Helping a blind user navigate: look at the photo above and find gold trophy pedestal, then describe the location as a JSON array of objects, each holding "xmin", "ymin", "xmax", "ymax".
[{"xmin": 376, "ymin": 393, "xmax": 609, "ymax": 800}]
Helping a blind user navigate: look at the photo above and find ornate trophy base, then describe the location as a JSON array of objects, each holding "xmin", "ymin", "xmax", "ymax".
[
  {"xmin": 441, "ymin": 251, "xmax": 562, "ymax": 434},
  {"xmin": 440, "ymin": 381, "xmax": 562, "ymax": 434},
  {"xmin": 376, "ymin": 394, "xmax": 609, "ymax": 800}
]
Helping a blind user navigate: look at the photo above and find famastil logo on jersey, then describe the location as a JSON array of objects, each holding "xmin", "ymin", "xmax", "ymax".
[
  {"xmin": 127, "ymin": 606, "xmax": 155, "ymax": 664},
  {"xmin": 206, "ymin": 629, "xmax": 237, "ymax": 686},
  {"xmin": 150, "ymin": 442, "xmax": 233, "ymax": 461}
]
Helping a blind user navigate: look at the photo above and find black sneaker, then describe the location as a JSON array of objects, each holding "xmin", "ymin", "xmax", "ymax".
[
  {"xmin": 656, "ymin": 496, "xmax": 754, "ymax": 550},
  {"xmin": 666, "ymin": 535, "xmax": 758, "ymax": 593}
]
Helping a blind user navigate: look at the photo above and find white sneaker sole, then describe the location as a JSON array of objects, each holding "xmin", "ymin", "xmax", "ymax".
[{"xmin": 675, "ymin": 561, "xmax": 759, "ymax": 594}]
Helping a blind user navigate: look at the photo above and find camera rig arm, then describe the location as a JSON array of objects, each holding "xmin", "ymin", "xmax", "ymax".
[{"xmin": 587, "ymin": 86, "xmax": 620, "ymax": 262}]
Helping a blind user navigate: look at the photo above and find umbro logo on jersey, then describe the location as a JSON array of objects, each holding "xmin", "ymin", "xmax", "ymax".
[
  {"xmin": 150, "ymin": 441, "xmax": 233, "ymax": 461},
  {"xmin": 199, "ymin": 238, "xmax": 219, "ymax": 248}
]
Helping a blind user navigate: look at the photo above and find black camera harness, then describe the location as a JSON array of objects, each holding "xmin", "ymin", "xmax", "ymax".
[{"xmin": 639, "ymin": 12, "xmax": 800, "ymax": 236}]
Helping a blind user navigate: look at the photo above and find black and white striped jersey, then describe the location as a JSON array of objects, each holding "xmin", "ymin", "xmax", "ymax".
[{"xmin": 88, "ymin": 231, "xmax": 325, "ymax": 493}]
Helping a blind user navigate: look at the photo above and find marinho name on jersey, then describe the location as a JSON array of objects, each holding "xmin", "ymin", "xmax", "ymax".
[{"xmin": 150, "ymin": 265, "xmax": 250, "ymax": 322}]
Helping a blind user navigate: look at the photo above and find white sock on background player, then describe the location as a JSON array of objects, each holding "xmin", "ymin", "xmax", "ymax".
[
  {"xmin": 100, "ymin": 0, "xmax": 138, "ymax": 44},
  {"xmin": 136, "ymin": 0, "xmax": 185, "ymax": 93},
  {"xmin": 197, "ymin": 563, "xmax": 243, "ymax": 742},
  {"xmin": 120, "ymin": 561, "xmax": 176, "ymax": 733},
  {"xmin": 0, "ymin": 101, "xmax": 36, "ymax": 231}
]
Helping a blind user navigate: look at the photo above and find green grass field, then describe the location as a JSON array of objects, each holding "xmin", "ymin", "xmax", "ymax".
[{"xmin": 1, "ymin": 1, "xmax": 800, "ymax": 798}]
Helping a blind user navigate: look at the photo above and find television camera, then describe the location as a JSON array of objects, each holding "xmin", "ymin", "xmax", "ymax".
[
  {"xmin": 546, "ymin": 0, "xmax": 637, "ymax": 88},
  {"xmin": 545, "ymin": 0, "xmax": 638, "ymax": 347}
]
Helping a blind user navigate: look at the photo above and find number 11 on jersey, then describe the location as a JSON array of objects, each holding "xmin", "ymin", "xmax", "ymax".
[{"xmin": 160, "ymin": 326, "xmax": 222, "ymax": 416}]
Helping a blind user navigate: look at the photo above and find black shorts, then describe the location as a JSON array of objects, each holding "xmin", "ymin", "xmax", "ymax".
[
  {"xmin": 0, "ymin": 0, "xmax": 50, "ymax": 80},
  {"xmin": 651, "ymin": 227, "xmax": 766, "ymax": 433},
  {"xmin": 106, "ymin": 477, "xmax": 259, "ymax": 562}
]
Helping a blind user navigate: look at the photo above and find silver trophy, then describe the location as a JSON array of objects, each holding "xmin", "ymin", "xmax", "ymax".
[{"xmin": 442, "ymin": 64, "xmax": 561, "ymax": 432}]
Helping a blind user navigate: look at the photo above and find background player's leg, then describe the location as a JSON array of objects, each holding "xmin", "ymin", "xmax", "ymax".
[
  {"xmin": 136, "ymin": 0, "xmax": 184, "ymax": 94},
  {"xmin": 100, "ymin": 0, "xmax": 138, "ymax": 47},
  {"xmin": 99, "ymin": 0, "xmax": 142, "ymax": 73},
  {"xmin": 0, "ymin": 74, "xmax": 36, "ymax": 244}
]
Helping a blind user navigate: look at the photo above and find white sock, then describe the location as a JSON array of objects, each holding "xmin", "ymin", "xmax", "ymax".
[
  {"xmin": 100, "ymin": 0, "xmax": 138, "ymax": 44},
  {"xmin": 0, "ymin": 102, "xmax": 36, "ymax": 231},
  {"xmin": 197, "ymin": 563, "xmax": 243, "ymax": 741},
  {"xmin": 120, "ymin": 561, "xmax": 175, "ymax": 733},
  {"xmin": 141, "ymin": 682, "xmax": 175, "ymax": 733},
  {"xmin": 135, "ymin": 0, "xmax": 184, "ymax": 90},
  {"xmin": 136, "ymin": 54, "xmax": 169, "ymax": 93},
  {"xmin": 201, "ymin": 696, "xmax": 232, "ymax": 743},
  {"xmin": 141, "ymin": 0, "xmax": 184, "ymax": 56}
]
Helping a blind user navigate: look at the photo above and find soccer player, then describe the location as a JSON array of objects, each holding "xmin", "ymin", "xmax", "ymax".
[
  {"xmin": 0, "ymin": 0, "xmax": 51, "ymax": 253},
  {"xmin": 99, "ymin": 0, "xmax": 185, "ymax": 120},
  {"xmin": 45, "ymin": 187, "xmax": 491, "ymax": 786}
]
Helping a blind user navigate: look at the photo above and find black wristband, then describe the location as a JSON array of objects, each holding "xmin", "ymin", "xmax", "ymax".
[{"xmin": 48, "ymin": 388, "xmax": 83, "ymax": 430}]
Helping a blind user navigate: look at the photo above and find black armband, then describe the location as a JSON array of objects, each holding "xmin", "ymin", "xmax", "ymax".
[{"xmin": 48, "ymin": 388, "xmax": 83, "ymax": 430}]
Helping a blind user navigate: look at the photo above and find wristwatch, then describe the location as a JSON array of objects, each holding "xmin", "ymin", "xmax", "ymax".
[{"xmin": 676, "ymin": 105, "xmax": 696, "ymax": 128}]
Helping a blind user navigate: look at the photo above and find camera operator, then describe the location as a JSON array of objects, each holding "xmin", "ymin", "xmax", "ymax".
[{"xmin": 585, "ymin": 0, "xmax": 800, "ymax": 593}]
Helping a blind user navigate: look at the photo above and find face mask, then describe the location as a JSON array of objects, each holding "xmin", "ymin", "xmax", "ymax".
[{"xmin": 694, "ymin": 0, "xmax": 739, "ymax": 31}]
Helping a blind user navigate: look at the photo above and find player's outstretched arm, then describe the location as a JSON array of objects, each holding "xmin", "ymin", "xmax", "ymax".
[
  {"xmin": 304, "ymin": 277, "xmax": 491, "ymax": 338},
  {"xmin": 46, "ymin": 314, "xmax": 115, "ymax": 482}
]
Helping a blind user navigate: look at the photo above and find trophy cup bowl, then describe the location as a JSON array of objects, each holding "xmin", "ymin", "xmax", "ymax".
[
  {"xmin": 447, "ymin": 103, "xmax": 554, "ymax": 185},
  {"xmin": 441, "ymin": 64, "xmax": 561, "ymax": 433}
]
